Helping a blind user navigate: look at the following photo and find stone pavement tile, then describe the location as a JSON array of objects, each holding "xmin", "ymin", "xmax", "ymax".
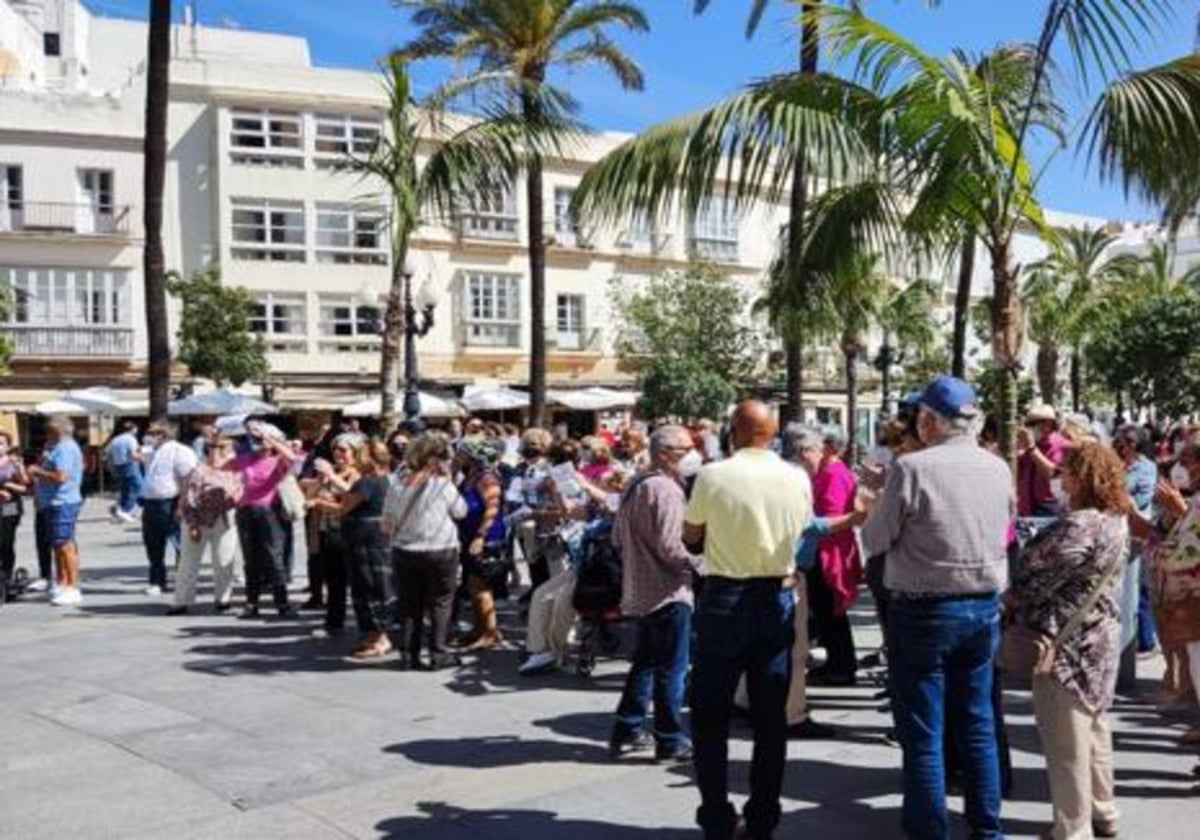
[
  {"xmin": 37, "ymin": 688, "xmax": 202, "ymax": 740},
  {"xmin": 121, "ymin": 801, "xmax": 352, "ymax": 840},
  {"xmin": 0, "ymin": 713, "xmax": 230, "ymax": 839},
  {"xmin": 114, "ymin": 720, "xmax": 359, "ymax": 809}
]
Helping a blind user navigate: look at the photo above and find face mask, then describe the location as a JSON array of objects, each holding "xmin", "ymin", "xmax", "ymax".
[
  {"xmin": 870, "ymin": 446, "xmax": 893, "ymax": 466},
  {"xmin": 1174, "ymin": 440, "xmax": 1185, "ymax": 456},
  {"xmin": 605, "ymin": 493, "xmax": 622, "ymax": 514},
  {"xmin": 580, "ymin": 450, "xmax": 595, "ymax": 466},
  {"xmin": 1050, "ymin": 478, "xmax": 1068, "ymax": 508},
  {"xmin": 143, "ymin": 435, "xmax": 160, "ymax": 449},
  {"xmin": 1171, "ymin": 463, "xmax": 1191, "ymax": 490},
  {"xmin": 0, "ymin": 444, "xmax": 8, "ymax": 456},
  {"xmin": 679, "ymin": 449, "xmax": 703, "ymax": 478}
]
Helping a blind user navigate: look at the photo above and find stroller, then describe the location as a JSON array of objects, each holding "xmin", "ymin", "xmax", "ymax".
[{"xmin": 570, "ymin": 518, "xmax": 625, "ymax": 676}]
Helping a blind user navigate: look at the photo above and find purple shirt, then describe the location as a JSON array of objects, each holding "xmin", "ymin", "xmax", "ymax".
[{"xmin": 1018, "ymin": 431, "xmax": 1069, "ymax": 517}]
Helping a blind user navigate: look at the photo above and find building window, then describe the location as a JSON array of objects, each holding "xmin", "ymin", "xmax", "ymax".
[
  {"xmin": 460, "ymin": 185, "xmax": 518, "ymax": 240},
  {"xmin": 315, "ymin": 205, "xmax": 387, "ymax": 265},
  {"xmin": 0, "ymin": 165, "xmax": 21, "ymax": 232},
  {"xmin": 77, "ymin": 169, "xmax": 116, "ymax": 234},
  {"xmin": 0, "ymin": 267, "xmax": 127, "ymax": 326},
  {"xmin": 690, "ymin": 195, "xmax": 739, "ymax": 262},
  {"xmin": 313, "ymin": 114, "xmax": 382, "ymax": 166},
  {"xmin": 553, "ymin": 187, "xmax": 577, "ymax": 236},
  {"xmin": 318, "ymin": 297, "xmax": 381, "ymax": 351},
  {"xmin": 43, "ymin": 33, "xmax": 61, "ymax": 57},
  {"xmin": 463, "ymin": 272, "xmax": 520, "ymax": 347},
  {"xmin": 231, "ymin": 199, "xmax": 306, "ymax": 262},
  {"xmin": 555, "ymin": 294, "xmax": 585, "ymax": 350},
  {"xmin": 248, "ymin": 293, "xmax": 306, "ymax": 350},
  {"xmin": 229, "ymin": 109, "xmax": 303, "ymax": 167}
]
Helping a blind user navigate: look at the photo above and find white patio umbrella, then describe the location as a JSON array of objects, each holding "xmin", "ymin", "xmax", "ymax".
[
  {"xmin": 459, "ymin": 386, "xmax": 530, "ymax": 413},
  {"xmin": 547, "ymin": 386, "xmax": 639, "ymax": 411},
  {"xmin": 167, "ymin": 387, "xmax": 275, "ymax": 417},
  {"xmin": 34, "ymin": 398, "xmax": 93, "ymax": 416},
  {"xmin": 64, "ymin": 387, "xmax": 146, "ymax": 415},
  {"xmin": 341, "ymin": 392, "xmax": 465, "ymax": 419}
]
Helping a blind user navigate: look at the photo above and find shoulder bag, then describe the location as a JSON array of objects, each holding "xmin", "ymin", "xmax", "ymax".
[{"xmin": 999, "ymin": 558, "xmax": 1123, "ymax": 677}]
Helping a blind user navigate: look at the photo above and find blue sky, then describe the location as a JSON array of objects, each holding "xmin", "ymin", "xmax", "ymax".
[{"xmin": 86, "ymin": 0, "xmax": 1197, "ymax": 221}]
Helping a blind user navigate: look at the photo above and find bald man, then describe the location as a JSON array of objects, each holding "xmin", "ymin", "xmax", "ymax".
[{"xmin": 683, "ymin": 401, "xmax": 813, "ymax": 839}]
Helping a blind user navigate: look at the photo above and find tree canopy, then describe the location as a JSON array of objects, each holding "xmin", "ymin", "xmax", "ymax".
[{"xmin": 167, "ymin": 268, "xmax": 268, "ymax": 388}]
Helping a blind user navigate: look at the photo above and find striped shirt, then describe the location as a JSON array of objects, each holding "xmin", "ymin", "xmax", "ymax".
[{"xmin": 862, "ymin": 433, "xmax": 1014, "ymax": 595}]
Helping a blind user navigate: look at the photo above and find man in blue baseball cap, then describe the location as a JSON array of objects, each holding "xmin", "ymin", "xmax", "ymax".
[{"xmin": 860, "ymin": 374, "xmax": 1013, "ymax": 839}]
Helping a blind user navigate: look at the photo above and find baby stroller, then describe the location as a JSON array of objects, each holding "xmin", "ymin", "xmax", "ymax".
[{"xmin": 571, "ymin": 518, "xmax": 625, "ymax": 676}]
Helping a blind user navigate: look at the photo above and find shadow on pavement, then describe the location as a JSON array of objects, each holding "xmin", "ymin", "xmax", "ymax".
[
  {"xmin": 177, "ymin": 619, "xmax": 354, "ymax": 675},
  {"xmin": 384, "ymin": 735, "xmax": 611, "ymax": 766},
  {"xmin": 376, "ymin": 802, "xmax": 694, "ymax": 839}
]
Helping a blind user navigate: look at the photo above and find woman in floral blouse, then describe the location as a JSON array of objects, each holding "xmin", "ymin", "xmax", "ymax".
[{"xmin": 1011, "ymin": 442, "xmax": 1131, "ymax": 840}]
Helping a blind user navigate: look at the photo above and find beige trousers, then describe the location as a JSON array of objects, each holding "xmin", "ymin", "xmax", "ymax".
[
  {"xmin": 525, "ymin": 567, "xmax": 577, "ymax": 662},
  {"xmin": 173, "ymin": 518, "xmax": 237, "ymax": 608},
  {"xmin": 1031, "ymin": 675, "xmax": 1119, "ymax": 840},
  {"xmin": 734, "ymin": 579, "xmax": 809, "ymax": 724}
]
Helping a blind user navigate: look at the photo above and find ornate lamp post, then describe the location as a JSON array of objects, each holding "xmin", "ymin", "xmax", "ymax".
[
  {"xmin": 872, "ymin": 337, "xmax": 902, "ymax": 417},
  {"xmin": 402, "ymin": 257, "xmax": 440, "ymax": 421}
]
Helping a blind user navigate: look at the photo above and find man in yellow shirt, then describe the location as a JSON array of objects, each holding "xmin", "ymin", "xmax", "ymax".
[{"xmin": 684, "ymin": 401, "xmax": 813, "ymax": 839}]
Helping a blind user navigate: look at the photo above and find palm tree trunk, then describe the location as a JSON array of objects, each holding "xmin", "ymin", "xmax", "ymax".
[
  {"xmin": 782, "ymin": 3, "xmax": 820, "ymax": 424},
  {"xmin": 991, "ymin": 242, "xmax": 1022, "ymax": 467},
  {"xmin": 951, "ymin": 234, "xmax": 976, "ymax": 379},
  {"xmin": 142, "ymin": 0, "xmax": 172, "ymax": 420},
  {"xmin": 378, "ymin": 238, "xmax": 408, "ymax": 433},
  {"xmin": 1035, "ymin": 343, "xmax": 1059, "ymax": 405},
  {"xmin": 522, "ymin": 82, "xmax": 548, "ymax": 429},
  {"xmin": 844, "ymin": 345, "xmax": 859, "ymax": 465},
  {"xmin": 1069, "ymin": 349, "xmax": 1082, "ymax": 412}
]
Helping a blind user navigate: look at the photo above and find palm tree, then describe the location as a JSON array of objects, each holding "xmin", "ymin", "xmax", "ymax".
[
  {"xmin": 1025, "ymin": 227, "xmax": 1132, "ymax": 410},
  {"xmin": 340, "ymin": 56, "xmax": 532, "ymax": 431},
  {"xmin": 143, "ymin": 0, "xmax": 172, "ymax": 419},
  {"xmin": 876, "ymin": 277, "xmax": 940, "ymax": 409},
  {"xmin": 396, "ymin": 0, "xmax": 649, "ymax": 428},
  {"xmin": 1021, "ymin": 266, "xmax": 1069, "ymax": 404},
  {"xmin": 578, "ymin": 3, "xmax": 1200, "ymax": 462}
]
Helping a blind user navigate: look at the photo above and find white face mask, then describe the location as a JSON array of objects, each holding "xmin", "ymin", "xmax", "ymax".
[
  {"xmin": 605, "ymin": 493, "xmax": 622, "ymax": 514},
  {"xmin": 679, "ymin": 449, "xmax": 703, "ymax": 478},
  {"xmin": 1171, "ymin": 463, "xmax": 1191, "ymax": 490},
  {"xmin": 1050, "ymin": 477, "xmax": 1068, "ymax": 508},
  {"xmin": 870, "ymin": 446, "xmax": 893, "ymax": 466}
]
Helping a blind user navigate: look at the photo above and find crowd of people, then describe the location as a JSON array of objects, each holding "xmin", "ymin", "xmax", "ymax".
[{"xmin": 2, "ymin": 377, "xmax": 1200, "ymax": 839}]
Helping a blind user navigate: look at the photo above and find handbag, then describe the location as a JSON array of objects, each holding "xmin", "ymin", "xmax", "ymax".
[
  {"xmin": 278, "ymin": 474, "xmax": 306, "ymax": 522},
  {"xmin": 1000, "ymin": 559, "xmax": 1123, "ymax": 677}
]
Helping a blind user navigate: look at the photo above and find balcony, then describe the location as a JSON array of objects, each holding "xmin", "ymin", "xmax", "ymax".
[
  {"xmin": 464, "ymin": 322, "xmax": 521, "ymax": 349},
  {"xmin": 458, "ymin": 212, "xmax": 520, "ymax": 242},
  {"xmin": 0, "ymin": 202, "xmax": 132, "ymax": 237},
  {"xmin": 1, "ymin": 325, "xmax": 134, "ymax": 358}
]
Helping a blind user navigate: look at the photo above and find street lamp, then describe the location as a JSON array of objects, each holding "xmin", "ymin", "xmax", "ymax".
[
  {"xmin": 872, "ymin": 337, "xmax": 902, "ymax": 417},
  {"xmin": 402, "ymin": 256, "xmax": 440, "ymax": 421}
]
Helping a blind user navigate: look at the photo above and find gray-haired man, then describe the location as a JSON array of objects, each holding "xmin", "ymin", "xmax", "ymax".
[{"xmin": 609, "ymin": 424, "xmax": 702, "ymax": 762}]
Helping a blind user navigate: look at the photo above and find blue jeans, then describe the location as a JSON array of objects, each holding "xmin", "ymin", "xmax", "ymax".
[
  {"xmin": 613, "ymin": 601, "xmax": 692, "ymax": 748},
  {"xmin": 888, "ymin": 594, "xmax": 1003, "ymax": 840},
  {"xmin": 116, "ymin": 463, "xmax": 142, "ymax": 514},
  {"xmin": 141, "ymin": 498, "xmax": 179, "ymax": 588},
  {"xmin": 692, "ymin": 577, "xmax": 795, "ymax": 839},
  {"xmin": 1136, "ymin": 582, "xmax": 1157, "ymax": 652}
]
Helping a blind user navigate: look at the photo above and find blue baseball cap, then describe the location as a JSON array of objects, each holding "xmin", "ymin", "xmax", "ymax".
[{"xmin": 919, "ymin": 375, "xmax": 980, "ymax": 419}]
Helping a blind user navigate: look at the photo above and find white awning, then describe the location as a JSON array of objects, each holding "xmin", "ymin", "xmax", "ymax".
[
  {"xmin": 167, "ymin": 387, "xmax": 276, "ymax": 417},
  {"xmin": 460, "ymin": 386, "xmax": 530, "ymax": 412},
  {"xmin": 341, "ymin": 392, "xmax": 465, "ymax": 419},
  {"xmin": 548, "ymin": 386, "xmax": 639, "ymax": 411}
]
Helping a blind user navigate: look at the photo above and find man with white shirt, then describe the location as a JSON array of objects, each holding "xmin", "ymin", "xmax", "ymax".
[{"xmin": 140, "ymin": 421, "xmax": 198, "ymax": 596}]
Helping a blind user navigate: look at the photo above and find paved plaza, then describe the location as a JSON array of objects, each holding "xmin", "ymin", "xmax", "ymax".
[{"xmin": 1, "ymin": 500, "xmax": 1198, "ymax": 838}]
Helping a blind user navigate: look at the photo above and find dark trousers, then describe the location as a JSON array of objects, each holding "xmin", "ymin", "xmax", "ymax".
[
  {"xmin": 320, "ymin": 529, "xmax": 349, "ymax": 631},
  {"xmin": 348, "ymin": 518, "xmax": 393, "ymax": 634},
  {"xmin": 0, "ymin": 515, "xmax": 18, "ymax": 585},
  {"xmin": 1137, "ymin": 582, "xmax": 1158, "ymax": 652},
  {"xmin": 692, "ymin": 577, "xmax": 794, "ymax": 839},
  {"xmin": 395, "ymin": 546, "xmax": 459, "ymax": 659},
  {"xmin": 308, "ymin": 529, "xmax": 327, "ymax": 605},
  {"xmin": 141, "ymin": 497, "xmax": 179, "ymax": 588},
  {"xmin": 807, "ymin": 565, "xmax": 857, "ymax": 678},
  {"xmin": 236, "ymin": 506, "xmax": 288, "ymax": 608},
  {"xmin": 34, "ymin": 509, "xmax": 51, "ymax": 580},
  {"xmin": 866, "ymin": 554, "xmax": 890, "ymax": 634},
  {"xmin": 613, "ymin": 601, "xmax": 693, "ymax": 748}
]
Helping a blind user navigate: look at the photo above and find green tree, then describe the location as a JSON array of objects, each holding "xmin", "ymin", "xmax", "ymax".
[
  {"xmin": 1087, "ymin": 288, "xmax": 1200, "ymax": 418},
  {"xmin": 638, "ymin": 355, "xmax": 737, "ymax": 422},
  {"xmin": 0, "ymin": 283, "xmax": 14, "ymax": 374},
  {"xmin": 610, "ymin": 263, "xmax": 763, "ymax": 383},
  {"xmin": 167, "ymin": 269, "xmax": 268, "ymax": 387},
  {"xmin": 397, "ymin": 0, "xmax": 650, "ymax": 428},
  {"xmin": 340, "ymin": 55, "xmax": 531, "ymax": 430},
  {"xmin": 143, "ymin": 0, "xmax": 172, "ymax": 419}
]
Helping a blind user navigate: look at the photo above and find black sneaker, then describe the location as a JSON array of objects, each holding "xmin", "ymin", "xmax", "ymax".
[
  {"xmin": 608, "ymin": 731, "xmax": 653, "ymax": 759},
  {"xmin": 807, "ymin": 669, "xmax": 858, "ymax": 687},
  {"xmin": 654, "ymin": 741, "xmax": 694, "ymax": 764},
  {"xmin": 164, "ymin": 606, "xmax": 189, "ymax": 616},
  {"xmin": 239, "ymin": 605, "xmax": 260, "ymax": 619},
  {"xmin": 277, "ymin": 605, "xmax": 299, "ymax": 619},
  {"xmin": 786, "ymin": 718, "xmax": 835, "ymax": 740}
]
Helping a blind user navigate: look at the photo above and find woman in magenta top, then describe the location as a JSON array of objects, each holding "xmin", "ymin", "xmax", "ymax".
[
  {"xmin": 229, "ymin": 421, "xmax": 297, "ymax": 618},
  {"xmin": 806, "ymin": 425, "xmax": 863, "ymax": 685}
]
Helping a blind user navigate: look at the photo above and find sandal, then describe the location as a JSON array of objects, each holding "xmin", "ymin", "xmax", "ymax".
[
  {"xmin": 350, "ymin": 632, "xmax": 394, "ymax": 661},
  {"xmin": 463, "ymin": 632, "xmax": 504, "ymax": 651}
]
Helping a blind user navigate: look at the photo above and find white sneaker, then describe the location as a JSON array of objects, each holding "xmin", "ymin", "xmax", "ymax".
[
  {"xmin": 115, "ymin": 510, "xmax": 137, "ymax": 524},
  {"xmin": 518, "ymin": 650, "xmax": 559, "ymax": 674},
  {"xmin": 145, "ymin": 585, "xmax": 162, "ymax": 597},
  {"xmin": 51, "ymin": 587, "xmax": 82, "ymax": 606},
  {"xmin": 26, "ymin": 578, "xmax": 49, "ymax": 593}
]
